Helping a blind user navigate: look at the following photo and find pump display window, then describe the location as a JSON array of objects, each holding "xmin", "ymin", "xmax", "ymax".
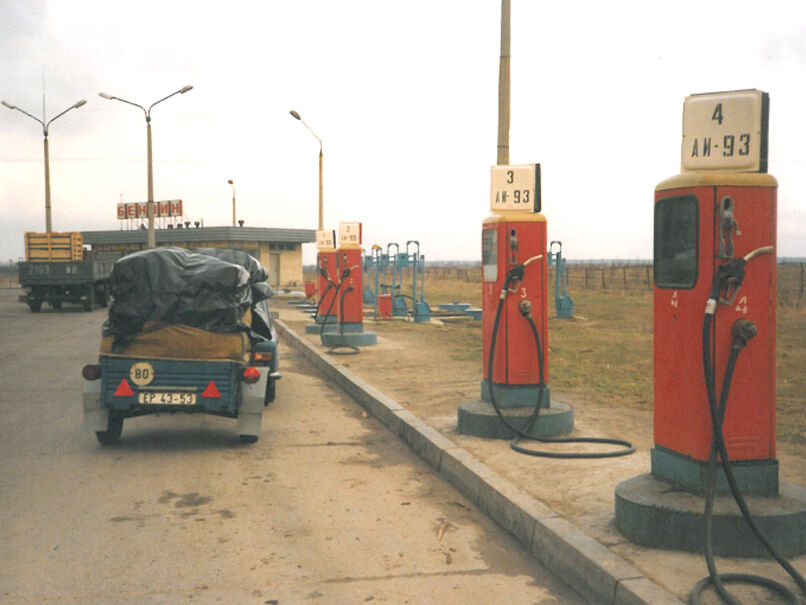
[
  {"xmin": 482, "ymin": 229, "xmax": 498, "ymax": 282},
  {"xmin": 654, "ymin": 194, "xmax": 698, "ymax": 288}
]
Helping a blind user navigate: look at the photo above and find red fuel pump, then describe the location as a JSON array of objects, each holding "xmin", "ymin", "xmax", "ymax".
[
  {"xmin": 648, "ymin": 89, "xmax": 806, "ymax": 605},
  {"xmin": 653, "ymin": 172, "xmax": 777, "ymax": 478},
  {"xmin": 618, "ymin": 91, "xmax": 806, "ymax": 604},
  {"xmin": 480, "ymin": 164, "xmax": 548, "ymax": 405},
  {"xmin": 469, "ymin": 164, "xmax": 633, "ymax": 457},
  {"xmin": 336, "ymin": 247, "xmax": 363, "ymax": 326},
  {"xmin": 650, "ymin": 90, "xmax": 779, "ymax": 493},
  {"xmin": 335, "ymin": 222, "xmax": 363, "ymax": 328},
  {"xmin": 482, "ymin": 212, "xmax": 548, "ymax": 395},
  {"xmin": 319, "ymin": 222, "xmax": 377, "ymax": 349},
  {"xmin": 314, "ymin": 230, "xmax": 338, "ymax": 326}
]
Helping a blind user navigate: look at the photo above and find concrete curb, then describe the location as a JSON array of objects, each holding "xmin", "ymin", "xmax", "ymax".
[{"xmin": 276, "ymin": 319, "xmax": 683, "ymax": 605}]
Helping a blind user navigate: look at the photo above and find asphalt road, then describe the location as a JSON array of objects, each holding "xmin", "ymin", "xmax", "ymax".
[{"xmin": 0, "ymin": 288, "xmax": 584, "ymax": 604}]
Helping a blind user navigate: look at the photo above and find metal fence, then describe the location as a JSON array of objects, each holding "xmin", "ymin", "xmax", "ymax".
[{"xmin": 428, "ymin": 262, "xmax": 806, "ymax": 307}]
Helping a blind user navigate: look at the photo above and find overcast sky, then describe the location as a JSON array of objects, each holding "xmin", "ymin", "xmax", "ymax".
[{"xmin": 1, "ymin": 0, "xmax": 805, "ymax": 264}]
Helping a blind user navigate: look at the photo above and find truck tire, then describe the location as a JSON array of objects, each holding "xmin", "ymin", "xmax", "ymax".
[
  {"xmin": 29, "ymin": 297, "xmax": 42, "ymax": 313},
  {"xmin": 83, "ymin": 287, "xmax": 95, "ymax": 312},
  {"xmin": 95, "ymin": 411, "xmax": 123, "ymax": 445},
  {"xmin": 51, "ymin": 300, "xmax": 62, "ymax": 309},
  {"xmin": 239, "ymin": 434, "xmax": 259, "ymax": 444},
  {"xmin": 98, "ymin": 283, "xmax": 110, "ymax": 308}
]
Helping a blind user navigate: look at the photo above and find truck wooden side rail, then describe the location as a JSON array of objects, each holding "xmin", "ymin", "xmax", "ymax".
[{"xmin": 18, "ymin": 231, "xmax": 114, "ymax": 312}]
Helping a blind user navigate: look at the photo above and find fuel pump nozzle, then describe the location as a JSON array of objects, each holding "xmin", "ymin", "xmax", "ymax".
[
  {"xmin": 706, "ymin": 245, "xmax": 774, "ymax": 312},
  {"xmin": 320, "ymin": 257, "xmax": 340, "ymax": 287},
  {"xmin": 501, "ymin": 254, "xmax": 543, "ymax": 298},
  {"xmin": 340, "ymin": 264, "xmax": 361, "ymax": 280}
]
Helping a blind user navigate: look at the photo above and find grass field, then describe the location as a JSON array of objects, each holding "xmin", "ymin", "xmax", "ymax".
[{"xmin": 309, "ymin": 263, "xmax": 805, "ymax": 450}]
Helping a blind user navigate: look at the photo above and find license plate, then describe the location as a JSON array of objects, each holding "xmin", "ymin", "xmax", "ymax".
[{"xmin": 138, "ymin": 392, "xmax": 197, "ymax": 405}]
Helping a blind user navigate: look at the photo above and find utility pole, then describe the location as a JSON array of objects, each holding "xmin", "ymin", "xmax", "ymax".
[{"xmin": 497, "ymin": 0, "xmax": 511, "ymax": 165}]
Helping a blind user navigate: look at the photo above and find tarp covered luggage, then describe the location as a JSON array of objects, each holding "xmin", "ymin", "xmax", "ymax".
[{"xmin": 104, "ymin": 247, "xmax": 252, "ymax": 352}]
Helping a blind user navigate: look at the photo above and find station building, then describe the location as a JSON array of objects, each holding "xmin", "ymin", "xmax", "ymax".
[{"xmin": 81, "ymin": 226, "xmax": 316, "ymax": 291}]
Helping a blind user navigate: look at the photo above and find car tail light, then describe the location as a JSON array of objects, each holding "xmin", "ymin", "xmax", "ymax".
[
  {"xmin": 252, "ymin": 351, "xmax": 273, "ymax": 365},
  {"xmin": 242, "ymin": 367, "xmax": 260, "ymax": 384},
  {"xmin": 82, "ymin": 364, "xmax": 102, "ymax": 381}
]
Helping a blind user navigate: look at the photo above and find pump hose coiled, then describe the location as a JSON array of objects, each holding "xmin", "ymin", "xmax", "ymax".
[
  {"xmin": 690, "ymin": 300, "xmax": 806, "ymax": 604},
  {"xmin": 319, "ymin": 275, "xmax": 360, "ymax": 355},
  {"xmin": 486, "ymin": 281, "xmax": 635, "ymax": 459}
]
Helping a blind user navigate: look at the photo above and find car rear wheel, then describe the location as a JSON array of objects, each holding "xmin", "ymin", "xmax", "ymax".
[
  {"xmin": 96, "ymin": 411, "xmax": 123, "ymax": 445},
  {"xmin": 264, "ymin": 379, "xmax": 276, "ymax": 407}
]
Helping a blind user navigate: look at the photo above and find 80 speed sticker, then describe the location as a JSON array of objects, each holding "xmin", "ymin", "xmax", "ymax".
[{"xmin": 129, "ymin": 361, "xmax": 155, "ymax": 386}]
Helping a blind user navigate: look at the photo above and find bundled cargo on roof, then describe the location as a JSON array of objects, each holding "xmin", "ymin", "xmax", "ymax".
[
  {"xmin": 84, "ymin": 245, "xmax": 281, "ymax": 445},
  {"xmin": 193, "ymin": 247, "xmax": 275, "ymax": 341},
  {"xmin": 104, "ymin": 247, "xmax": 273, "ymax": 352}
]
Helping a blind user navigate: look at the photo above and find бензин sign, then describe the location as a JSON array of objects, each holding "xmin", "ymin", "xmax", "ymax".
[
  {"xmin": 490, "ymin": 164, "xmax": 541, "ymax": 213},
  {"xmin": 117, "ymin": 200, "xmax": 183, "ymax": 219},
  {"xmin": 681, "ymin": 89, "xmax": 769, "ymax": 173}
]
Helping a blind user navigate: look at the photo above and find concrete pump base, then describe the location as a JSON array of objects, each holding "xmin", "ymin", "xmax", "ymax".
[
  {"xmin": 321, "ymin": 328, "xmax": 378, "ymax": 348},
  {"xmin": 457, "ymin": 399, "xmax": 574, "ymax": 440},
  {"xmin": 615, "ymin": 473, "xmax": 806, "ymax": 557}
]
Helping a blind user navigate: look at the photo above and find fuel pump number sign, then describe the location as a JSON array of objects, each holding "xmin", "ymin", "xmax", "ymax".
[
  {"xmin": 316, "ymin": 229, "xmax": 336, "ymax": 251},
  {"xmin": 338, "ymin": 222, "xmax": 362, "ymax": 246},
  {"xmin": 490, "ymin": 164, "xmax": 541, "ymax": 213},
  {"xmin": 681, "ymin": 89, "xmax": 769, "ymax": 173}
]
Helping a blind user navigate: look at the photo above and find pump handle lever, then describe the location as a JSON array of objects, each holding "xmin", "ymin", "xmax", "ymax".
[
  {"xmin": 523, "ymin": 254, "xmax": 543, "ymax": 267},
  {"xmin": 743, "ymin": 245, "xmax": 773, "ymax": 262},
  {"xmin": 340, "ymin": 264, "xmax": 362, "ymax": 280}
]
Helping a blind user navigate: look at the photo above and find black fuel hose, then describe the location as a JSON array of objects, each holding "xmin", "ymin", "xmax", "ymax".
[
  {"xmin": 313, "ymin": 281, "xmax": 334, "ymax": 323},
  {"xmin": 321, "ymin": 278, "xmax": 359, "ymax": 355},
  {"xmin": 486, "ymin": 285, "xmax": 635, "ymax": 459},
  {"xmin": 690, "ymin": 294, "xmax": 806, "ymax": 604},
  {"xmin": 319, "ymin": 279, "xmax": 344, "ymax": 343}
]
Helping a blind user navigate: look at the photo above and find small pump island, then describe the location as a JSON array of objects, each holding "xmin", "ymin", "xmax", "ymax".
[
  {"xmin": 615, "ymin": 89, "xmax": 806, "ymax": 602},
  {"xmin": 457, "ymin": 164, "xmax": 574, "ymax": 439},
  {"xmin": 307, "ymin": 222, "xmax": 377, "ymax": 349}
]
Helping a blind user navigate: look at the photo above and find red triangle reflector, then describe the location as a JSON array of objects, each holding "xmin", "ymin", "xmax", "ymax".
[
  {"xmin": 114, "ymin": 379, "xmax": 134, "ymax": 397},
  {"xmin": 201, "ymin": 381, "xmax": 220, "ymax": 398}
]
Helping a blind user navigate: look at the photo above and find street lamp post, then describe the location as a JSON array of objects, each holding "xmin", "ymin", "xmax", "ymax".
[
  {"xmin": 289, "ymin": 110, "xmax": 323, "ymax": 230},
  {"xmin": 497, "ymin": 0, "xmax": 511, "ymax": 165},
  {"xmin": 228, "ymin": 179, "xmax": 236, "ymax": 226},
  {"xmin": 99, "ymin": 85, "xmax": 193, "ymax": 248},
  {"xmin": 1, "ymin": 97, "xmax": 87, "ymax": 233}
]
